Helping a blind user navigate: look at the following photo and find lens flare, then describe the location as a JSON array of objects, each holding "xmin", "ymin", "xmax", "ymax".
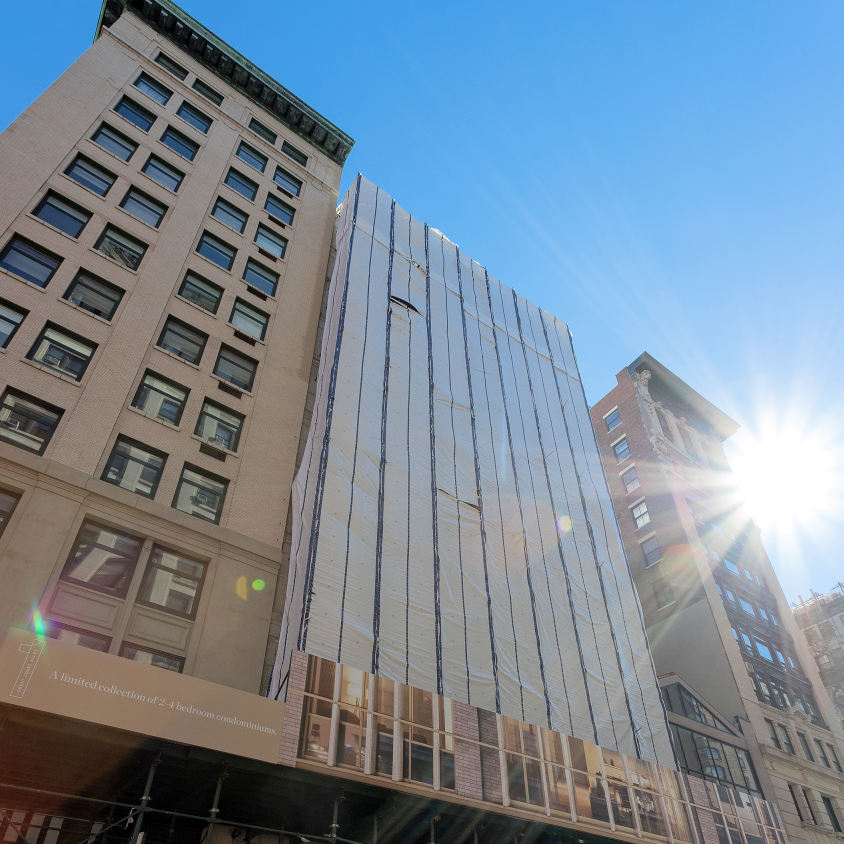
[
  {"xmin": 252, "ymin": 578, "xmax": 266, "ymax": 592},
  {"xmin": 556, "ymin": 514, "xmax": 573, "ymax": 535},
  {"xmin": 31, "ymin": 609, "xmax": 46, "ymax": 639}
]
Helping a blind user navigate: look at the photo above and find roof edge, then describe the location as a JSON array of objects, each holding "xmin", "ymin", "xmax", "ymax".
[
  {"xmin": 628, "ymin": 352, "xmax": 739, "ymax": 440},
  {"xmin": 96, "ymin": 0, "xmax": 354, "ymax": 165}
]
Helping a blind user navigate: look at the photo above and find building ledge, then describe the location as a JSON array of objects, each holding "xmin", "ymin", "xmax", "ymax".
[{"xmin": 96, "ymin": 0, "xmax": 354, "ymax": 165}]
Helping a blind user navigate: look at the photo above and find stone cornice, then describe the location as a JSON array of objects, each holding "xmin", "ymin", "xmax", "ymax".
[{"xmin": 96, "ymin": 0, "xmax": 354, "ymax": 165}]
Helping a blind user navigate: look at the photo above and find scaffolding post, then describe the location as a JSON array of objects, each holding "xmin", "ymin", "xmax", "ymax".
[
  {"xmin": 202, "ymin": 768, "xmax": 228, "ymax": 844},
  {"xmin": 129, "ymin": 753, "xmax": 161, "ymax": 844},
  {"xmin": 329, "ymin": 791, "xmax": 344, "ymax": 842},
  {"xmin": 371, "ymin": 813, "xmax": 378, "ymax": 844}
]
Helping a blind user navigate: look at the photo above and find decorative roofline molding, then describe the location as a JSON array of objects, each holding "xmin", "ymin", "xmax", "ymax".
[{"xmin": 96, "ymin": 0, "xmax": 354, "ymax": 165}]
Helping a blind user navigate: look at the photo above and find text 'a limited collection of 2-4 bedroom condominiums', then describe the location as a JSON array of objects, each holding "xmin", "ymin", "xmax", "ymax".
[{"xmin": 0, "ymin": 2, "xmax": 840, "ymax": 843}]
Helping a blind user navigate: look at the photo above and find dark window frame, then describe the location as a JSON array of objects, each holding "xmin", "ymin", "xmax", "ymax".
[
  {"xmin": 27, "ymin": 322, "xmax": 97, "ymax": 381},
  {"xmin": 248, "ymin": 117, "xmax": 277, "ymax": 144},
  {"xmin": 33, "ymin": 192, "xmax": 91, "ymax": 239},
  {"xmin": 0, "ymin": 299, "xmax": 28, "ymax": 347},
  {"xmin": 192, "ymin": 78, "xmax": 223, "ymax": 106},
  {"xmin": 91, "ymin": 123, "xmax": 138, "ymax": 161},
  {"xmin": 214, "ymin": 344, "xmax": 258, "ymax": 392},
  {"xmin": 177, "ymin": 271, "xmax": 223, "ymax": 314},
  {"xmin": 131, "ymin": 370, "xmax": 189, "ymax": 425},
  {"xmin": 155, "ymin": 52, "xmax": 188, "ymax": 80},
  {"xmin": 211, "ymin": 197, "xmax": 248, "ymax": 233},
  {"xmin": 156, "ymin": 316, "xmax": 208, "ymax": 364},
  {"xmin": 141, "ymin": 154, "xmax": 185, "ymax": 192},
  {"xmin": 242, "ymin": 257, "xmax": 278, "ymax": 296},
  {"xmin": 172, "ymin": 462, "xmax": 229, "ymax": 524},
  {"xmin": 0, "ymin": 236, "xmax": 62, "ymax": 287},
  {"xmin": 281, "ymin": 140, "xmax": 308, "ymax": 166},
  {"xmin": 94, "ymin": 225, "xmax": 148, "ymax": 271},
  {"xmin": 133, "ymin": 72, "xmax": 172, "ymax": 105},
  {"xmin": 120, "ymin": 187, "xmax": 168, "ymax": 228},
  {"xmin": 225, "ymin": 168, "xmax": 258, "ymax": 201},
  {"xmin": 194, "ymin": 398, "xmax": 245, "ymax": 452},
  {"xmin": 0, "ymin": 388, "xmax": 63, "ymax": 455},
  {"xmin": 273, "ymin": 165, "xmax": 302, "ymax": 197},
  {"xmin": 230, "ymin": 297, "xmax": 269, "ymax": 341},
  {"xmin": 64, "ymin": 154, "xmax": 117, "ymax": 196},
  {"xmin": 120, "ymin": 642, "xmax": 184, "ymax": 672},
  {"xmin": 114, "ymin": 95, "xmax": 156, "ymax": 132},
  {"xmin": 101, "ymin": 435, "xmax": 168, "ymax": 499},
  {"xmin": 196, "ymin": 230, "xmax": 236, "ymax": 270},
  {"xmin": 160, "ymin": 125, "xmax": 199, "ymax": 161},
  {"xmin": 137, "ymin": 544, "xmax": 206, "ymax": 619},
  {"xmin": 176, "ymin": 100, "xmax": 212, "ymax": 134},
  {"xmin": 236, "ymin": 141, "xmax": 267, "ymax": 173},
  {"xmin": 63, "ymin": 271, "xmax": 124, "ymax": 320}
]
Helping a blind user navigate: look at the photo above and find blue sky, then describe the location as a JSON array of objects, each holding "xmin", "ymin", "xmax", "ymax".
[{"xmin": 1, "ymin": 1, "xmax": 842, "ymax": 602}]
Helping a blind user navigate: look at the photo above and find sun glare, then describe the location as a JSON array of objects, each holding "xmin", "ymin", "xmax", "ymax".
[{"xmin": 728, "ymin": 423, "xmax": 841, "ymax": 536}]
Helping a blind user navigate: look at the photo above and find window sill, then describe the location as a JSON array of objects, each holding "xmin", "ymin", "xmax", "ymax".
[
  {"xmin": 88, "ymin": 246, "xmax": 141, "ymax": 275},
  {"xmin": 84, "ymin": 134, "xmax": 137, "ymax": 166},
  {"xmin": 154, "ymin": 346, "xmax": 202, "ymax": 370},
  {"xmin": 58, "ymin": 171, "xmax": 112, "ymax": 201},
  {"xmin": 21, "ymin": 357, "xmax": 84, "ymax": 385},
  {"xmin": 190, "ymin": 433, "xmax": 239, "ymax": 459},
  {"xmin": 158, "ymin": 138, "xmax": 199, "ymax": 164},
  {"xmin": 193, "ymin": 250, "xmax": 235, "ymax": 275},
  {"xmin": 174, "ymin": 293, "xmax": 220, "ymax": 319},
  {"xmin": 59, "ymin": 296, "xmax": 115, "ymax": 325},
  {"xmin": 25, "ymin": 212, "xmax": 85, "ymax": 245},
  {"xmin": 139, "ymin": 168, "xmax": 182, "ymax": 196},
  {"xmin": 266, "ymin": 213, "xmax": 290, "ymax": 230},
  {"xmin": 116, "ymin": 205, "xmax": 166, "ymax": 234},
  {"xmin": 176, "ymin": 114, "xmax": 211, "ymax": 137},
  {"xmin": 111, "ymin": 108, "xmax": 155, "ymax": 136},
  {"xmin": 211, "ymin": 374, "xmax": 253, "ymax": 399},
  {"xmin": 0, "ymin": 267, "xmax": 49, "ymax": 293},
  {"xmin": 126, "ymin": 404, "xmax": 181, "ymax": 432},
  {"xmin": 226, "ymin": 323, "xmax": 265, "ymax": 346}
]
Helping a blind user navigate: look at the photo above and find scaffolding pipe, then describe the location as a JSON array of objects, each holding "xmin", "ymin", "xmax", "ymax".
[
  {"xmin": 329, "ymin": 791, "xmax": 344, "ymax": 841},
  {"xmin": 201, "ymin": 769, "xmax": 227, "ymax": 844},
  {"xmin": 129, "ymin": 754, "xmax": 161, "ymax": 844},
  {"xmin": 371, "ymin": 814, "xmax": 378, "ymax": 844}
]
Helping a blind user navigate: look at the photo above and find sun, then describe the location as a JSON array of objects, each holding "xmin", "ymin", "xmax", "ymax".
[{"xmin": 726, "ymin": 422, "xmax": 841, "ymax": 537}]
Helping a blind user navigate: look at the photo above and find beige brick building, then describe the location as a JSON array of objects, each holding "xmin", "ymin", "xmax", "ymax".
[{"xmin": 591, "ymin": 354, "xmax": 844, "ymax": 844}]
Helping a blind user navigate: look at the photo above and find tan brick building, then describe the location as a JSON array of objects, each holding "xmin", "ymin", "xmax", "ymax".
[{"xmin": 591, "ymin": 353, "xmax": 844, "ymax": 844}]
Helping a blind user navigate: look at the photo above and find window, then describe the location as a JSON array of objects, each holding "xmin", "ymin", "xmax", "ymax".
[
  {"xmin": 797, "ymin": 732, "xmax": 815, "ymax": 761},
  {"xmin": 0, "ymin": 489, "xmax": 20, "ymax": 537},
  {"xmin": 815, "ymin": 740, "xmax": 831, "ymax": 768},
  {"xmin": 621, "ymin": 466, "xmax": 639, "ymax": 493},
  {"xmin": 264, "ymin": 193, "xmax": 295, "ymax": 225},
  {"xmin": 177, "ymin": 101, "xmax": 212, "ymax": 133},
  {"xmin": 64, "ymin": 155, "xmax": 116, "ymax": 196},
  {"xmin": 755, "ymin": 639, "xmax": 774, "ymax": 662},
  {"xmin": 142, "ymin": 155, "xmax": 185, "ymax": 192},
  {"xmin": 604, "ymin": 408, "xmax": 620, "ymax": 431},
  {"xmin": 776, "ymin": 724, "xmax": 795, "ymax": 754},
  {"xmin": 114, "ymin": 96, "xmax": 155, "ymax": 131},
  {"xmin": 723, "ymin": 557, "xmax": 741, "ymax": 576},
  {"xmin": 254, "ymin": 224, "xmax": 287, "ymax": 258},
  {"xmin": 0, "ymin": 301, "xmax": 26, "ymax": 347},
  {"xmin": 132, "ymin": 371, "xmax": 188, "ymax": 425},
  {"xmin": 155, "ymin": 52, "xmax": 187, "ymax": 80},
  {"xmin": 764, "ymin": 719, "xmax": 781, "ymax": 750},
  {"xmin": 829, "ymin": 745, "xmax": 842, "ymax": 772},
  {"xmin": 214, "ymin": 345, "xmax": 257, "ymax": 391},
  {"xmin": 172, "ymin": 464, "xmax": 228, "ymax": 523},
  {"xmin": 653, "ymin": 575, "xmax": 674, "ymax": 609},
  {"xmin": 157, "ymin": 317, "xmax": 207, "ymax": 364},
  {"xmin": 177, "ymin": 271, "xmax": 222, "ymax": 313},
  {"xmin": 120, "ymin": 188, "xmax": 167, "ymax": 228},
  {"xmin": 196, "ymin": 231, "xmax": 236, "ymax": 270},
  {"xmin": 230, "ymin": 298, "xmax": 269, "ymax": 340},
  {"xmin": 225, "ymin": 168, "xmax": 258, "ymax": 201},
  {"xmin": 0, "ymin": 236, "xmax": 61, "ymax": 286},
  {"xmin": 236, "ymin": 141, "xmax": 267, "ymax": 172},
  {"xmin": 63, "ymin": 272, "xmax": 123, "ymax": 320},
  {"xmin": 613, "ymin": 438, "xmax": 630, "ymax": 462},
  {"xmin": 95, "ymin": 226, "xmax": 147, "ymax": 270},
  {"xmin": 195, "ymin": 399, "xmax": 244, "ymax": 451},
  {"xmin": 120, "ymin": 643, "xmax": 183, "ymax": 672},
  {"xmin": 91, "ymin": 123, "xmax": 137, "ymax": 161},
  {"xmin": 133, "ymin": 72, "xmax": 172, "ymax": 105},
  {"xmin": 46, "ymin": 622, "xmax": 111, "ymax": 652},
  {"xmin": 60, "ymin": 520, "xmax": 143, "ymax": 597},
  {"xmin": 641, "ymin": 535, "xmax": 661, "ymax": 566},
  {"xmin": 211, "ymin": 197, "xmax": 247, "ymax": 233},
  {"xmin": 0, "ymin": 389, "xmax": 62, "ymax": 454},
  {"xmin": 803, "ymin": 788, "xmax": 818, "ymax": 824},
  {"xmin": 281, "ymin": 140, "xmax": 307, "ymax": 166},
  {"xmin": 242, "ymin": 257, "xmax": 278, "ymax": 295},
  {"xmin": 102, "ymin": 436, "xmax": 167, "ymax": 498},
  {"xmin": 138, "ymin": 545, "xmax": 205, "ymax": 618},
  {"xmin": 160, "ymin": 126, "xmax": 199, "ymax": 160},
  {"xmin": 28, "ymin": 324, "xmax": 96, "ymax": 381},
  {"xmin": 33, "ymin": 192, "xmax": 90, "ymax": 238},
  {"xmin": 822, "ymin": 796, "xmax": 842, "ymax": 833},
  {"xmin": 788, "ymin": 784, "xmax": 805, "ymax": 822},
  {"xmin": 273, "ymin": 165, "xmax": 302, "ymax": 196},
  {"xmin": 192, "ymin": 78, "xmax": 223, "ymax": 105},
  {"xmin": 249, "ymin": 117, "xmax": 276, "ymax": 144},
  {"xmin": 738, "ymin": 597, "xmax": 755, "ymax": 615},
  {"xmin": 631, "ymin": 500, "xmax": 650, "ymax": 529}
]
